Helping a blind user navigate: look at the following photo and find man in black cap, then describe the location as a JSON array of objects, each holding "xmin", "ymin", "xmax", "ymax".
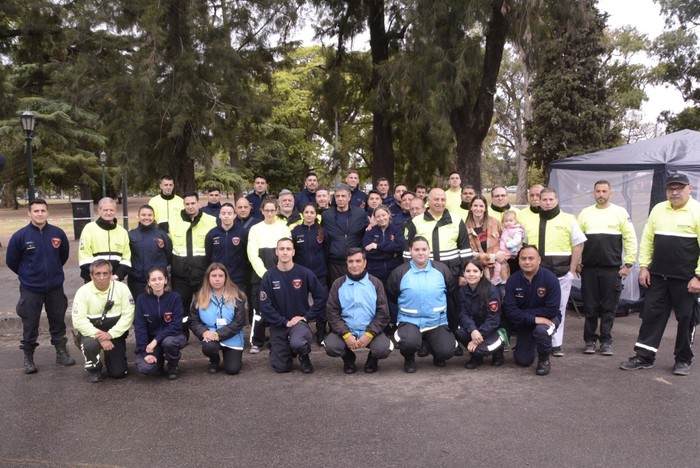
[{"xmin": 620, "ymin": 173, "xmax": 700, "ymax": 376}]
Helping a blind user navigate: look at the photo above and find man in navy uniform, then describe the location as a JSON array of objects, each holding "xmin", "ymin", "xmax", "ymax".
[
  {"xmin": 259, "ymin": 238, "xmax": 327, "ymax": 373},
  {"xmin": 6, "ymin": 199, "xmax": 75, "ymax": 373}
]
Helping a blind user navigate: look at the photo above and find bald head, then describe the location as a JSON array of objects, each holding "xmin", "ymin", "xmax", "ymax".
[{"xmin": 428, "ymin": 188, "xmax": 446, "ymax": 217}]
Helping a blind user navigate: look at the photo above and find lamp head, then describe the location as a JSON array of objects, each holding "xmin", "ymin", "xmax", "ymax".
[{"xmin": 20, "ymin": 111, "xmax": 36, "ymax": 134}]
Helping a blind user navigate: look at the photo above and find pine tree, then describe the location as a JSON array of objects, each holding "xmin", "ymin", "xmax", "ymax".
[{"xmin": 525, "ymin": 0, "xmax": 620, "ymax": 169}]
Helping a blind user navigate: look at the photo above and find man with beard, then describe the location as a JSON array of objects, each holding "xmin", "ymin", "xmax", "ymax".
[
  {"xmin": 578, "ymin": 180, "xmax": 637, "ymax": 356},
  {"xmin": 246, "ymin": 174, "xmax": 269, "ymax": 220},
  {"xmin": 169, "ymin": 192, "xmax": 218, "ymax": 330},
  {"xmin": 295, "ymin": 172, "xmax": 319, "ymax": 212}
]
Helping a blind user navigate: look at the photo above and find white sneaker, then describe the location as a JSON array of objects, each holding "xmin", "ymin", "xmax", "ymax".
[{"xmin": 249, "ymin": 345, "xmax": 261, "ymax": 354}]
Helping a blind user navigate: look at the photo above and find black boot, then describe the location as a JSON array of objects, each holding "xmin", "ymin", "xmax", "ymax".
[
  {"xmin": 55, "ymin": 337, "xmax": 76, "ymax": 366},
  {"xmin": 342, "ymin": 351, "xmax": 357, "ymax": 374},
  {"xmin": 316, "ymin": 323, "xmax": 326, "ymax": 346},
  {"xmin": 417, "ymin": 340, "xmax": 430, "ymax": 357},
  {"xmin": 167, "ymin": 362, "xmax": 179, "ymax": 380},
  {"xmin": 491, "ymin": 347, "xmax": 505, "ymax": 367},
  {"xmin": 364, "ymin": 352, "xmax": 379, "ymax": 374},
  {"xmin": 536, "ymin": 354, "xmax": 550, "ymax": 376},
  {"xmin": 299, "ymin": 354, "xmax": 314, "ymax": 374},
  {"xmin": 316, "ymin": 332, "xmax": 325, "ymax": 347},
  {"xmin": 208, "ymin": 356, "xmax": 220, "ymax": 374},
  {"xmin": 464, "ymin": 354, "xmax": 483, "ymax": 369},
  {"xmin": 403, "ymin": 353, "xmax": 417, "ymax": 373},
  {"xmin": 23, "ymin": 349, "xmax": 38, "ymax": 374},
  {"xmin": 433, "ymin": 355, "xmax": 447, "ymax": 367}
]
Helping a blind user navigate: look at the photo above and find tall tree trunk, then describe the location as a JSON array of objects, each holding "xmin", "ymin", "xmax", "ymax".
[
  {"xmin": 173, "ymin": 121, "xmax": 195, "ymax": 194},
  {"xmin": 367, "ymin": 0, "xmax": 395, "ymax": 186},
  {"xmin": 515, "ymin": 43, "xmax": 532, "ymax": 204},
  {"xmin": 451, "ymin": 0, "xmax": 510, "ymax": 192},
  {"xmin": 79, "ymin": 184, "xmax": 92, "ymax": 200}
]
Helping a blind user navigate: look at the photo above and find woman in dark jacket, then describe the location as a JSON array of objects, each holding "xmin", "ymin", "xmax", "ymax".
[
  {"xmin": 364, "ymin": 205, "xmax": 404, "ymax": 330},
  {"xmin": 292, "ymin": 203, "xmax": 329, "ymax": 345},
  {"xmin": 134, "ymin": 267, "xmax": 186, "ymax": 380},
  {"xmin": 363, "ymin": 205, "xmax": 404, "ymax": 283},
  {"xmin": 189, "ymin": 263, "xmax": 247, "ymax": 375},
  {"xmin": 128, "ymin": 205, "xmax": 172, "ymax": 300},
  {"xmin": 291, "ymin": 203, "xmax": 328, "ymax": 286},
  {"xmin": 455, "ymin": 259, "xmax": 506, "ymax": 369}
]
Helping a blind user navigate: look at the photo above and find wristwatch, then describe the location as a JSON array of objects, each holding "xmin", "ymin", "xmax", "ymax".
[{"xmin": 624, "ymin": 263, "xmax": 633, "ymax": 268}]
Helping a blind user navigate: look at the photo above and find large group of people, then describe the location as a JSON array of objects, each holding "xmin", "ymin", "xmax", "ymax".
[{"xmin": 7, "ymin": 169, "xmax": 700, "ymax": 382}]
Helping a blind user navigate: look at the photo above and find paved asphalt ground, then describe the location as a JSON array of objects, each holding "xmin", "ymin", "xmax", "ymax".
[{"xmin": 1, "ymin": 242, "xmax": 699, "ymax": 467}]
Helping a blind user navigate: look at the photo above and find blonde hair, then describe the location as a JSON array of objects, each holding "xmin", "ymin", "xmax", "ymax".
[
  {"xmin": 502, "ymin": 210, "xmax": 518, "ymax": 223},
  {"xmin": 196, "ymin": 263, "xmax": 246, "ymax": 309}
]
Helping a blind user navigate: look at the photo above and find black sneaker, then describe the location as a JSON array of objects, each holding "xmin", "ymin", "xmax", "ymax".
[
  {"xmin": 600, "ymin": 343, "xmax": 614, "ymax": 356},
  {"xmin": 672, "ymin": 361, "xmax": 690, "ymax": 376},
  {"xmin": 364, "ymin": 353, "xmax": 379, "ymax": 374},
  {"xmin": 551, "ymin": 346, "xmax": 564, "ymax": 357},
  {"xmin": 536, "ymin": 357, "xmax": 550, "ymax": 376},
  {"xmin": 299, "ymin": 355, "xmax": 314, "ymax": 374},
  {"xmin": 208, "ymin": 359, "xmax": 220, "ymax": 374},
  {"xmin": 87, "ymin": 371, "xmax": 103, "ymax": 383},
  {"xmin": 403, "ymin": 355, "xmax": 417, "ymax": 373},
  {"xmin": 583, "ymin": 342, "xmax": 596, "ymax": 354},
  {"xmin": 619, "ymin": 355, "xmax": 653, "ymax": 371},
  {"xmin": 316, "ymin": 333, "xmax": 325, "ymax": 347},
  {"xmin": 454, "ymin": 346, "xmax": 464, "ymax": 357},
  {"xmin": 464, "ymin": 355, "xmax": 483, "ymax": 370}
]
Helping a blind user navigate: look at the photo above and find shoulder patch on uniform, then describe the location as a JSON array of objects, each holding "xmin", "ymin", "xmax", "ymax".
[
  {"xmin": 292, "ymin": 279, "xmax": 303, "ymax": 289},
  {"xmin": 155, "ymin": 238, "xmax": 165, "ymax": 249},
  {"xmin": 260, "ymin": 291, "xmax": 268, "ymax": 301},
  {"xmin": 51, "ymin": 237, "xmax": 61, "ymax": 248},
  {"xmin": 488, "ymin": 300, "xmax": 499, "ymax": 313},
  {"xmin": 232, "ymin": 237, "xmax": 241, "ymax": 246},
  {"xmin": 537, "ymin": 287, "xmax": 546, "ymax": 298}
]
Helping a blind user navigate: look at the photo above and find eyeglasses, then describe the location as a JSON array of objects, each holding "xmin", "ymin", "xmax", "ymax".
[
  {"xmin": 666, "ymin": 186, "xmax": 686, "ymax": 193},
  {"xmin": 262, "ymin": 209, "xmax": 277, "ymax": 213}
]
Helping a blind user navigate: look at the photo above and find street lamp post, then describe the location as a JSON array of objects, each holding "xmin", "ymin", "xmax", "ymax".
[
  {"xmin": 100, "ymin": 151, "xmax": 107, "ymax": 199},
  {"xmin": 20, "ymin": 111, "xmax": 37, "ymax": 202}
]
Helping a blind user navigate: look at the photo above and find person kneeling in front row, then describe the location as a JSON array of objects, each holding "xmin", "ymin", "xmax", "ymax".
[
  {"xmin": 134, "ymin": 267, "xmax": 187, "ymax": 380},
  {"xmin": 71, "ymin": 259, "xmax": 134, "ymax": 383},
  {"xmin": 386, "ymin": 236, "xmax": 457, "ymax": 373},
  {"xmin": 502, "ymin": 245, "xmax": 561, "ymax": 376},
  {"xmin": 324, "ymin": 248, "xmax": 393, "ymax": 374},
  {"xmin": 260, "ymin": 238, "xmax": 328, "ymax": 374},
  {"xmin": 190, "ymin": 263, "xmax": 247, "ymax": 375},
  {"xmin": 455, "ymin": 259, "xmax": 506, "ymax": 369}
]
